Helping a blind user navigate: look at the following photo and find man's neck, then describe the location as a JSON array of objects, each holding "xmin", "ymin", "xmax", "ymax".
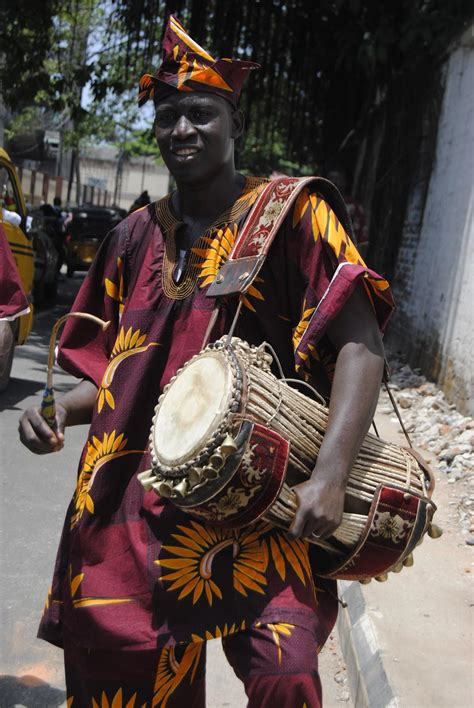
[{"xmin": 174, "ymin": 165, "xmax": 244, "ymax": 221}]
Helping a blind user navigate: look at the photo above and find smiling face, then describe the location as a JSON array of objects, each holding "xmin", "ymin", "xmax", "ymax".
[{"xmin": 154, "ymin": 92, "xmax": 244, "ymax": 184}]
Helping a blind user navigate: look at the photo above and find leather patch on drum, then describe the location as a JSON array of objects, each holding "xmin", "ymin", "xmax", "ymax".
[
  {"xmin": 318, "ymin": 484, "xmax": 433, "ymax": 581},
  {"xmin": 186, "ymin": 422, "xmax": 289, "ymax": 529}
]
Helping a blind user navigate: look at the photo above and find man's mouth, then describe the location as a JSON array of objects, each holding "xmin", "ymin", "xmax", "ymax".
[{"xmin": 171, "ymin": 147, "xmax": 201, "ymax": 157}]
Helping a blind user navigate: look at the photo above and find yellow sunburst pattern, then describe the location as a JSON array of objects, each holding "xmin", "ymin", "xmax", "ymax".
[
  {"xmin": 90, "ymin": 688, "xmax": 146, "ymax": 708},
  {"xmin": 193, "ymin": 224, "xmax": 265, "ymax": 311},
  {"xmin": 97, "ymin": 326, "xmax": 160, "ymax": 413},
  {"xmin": 71, "ymin": 430, "xmax": 143, "ymax": 529},
  {"xmin": 191, "ymin": 620, "xmax": 247, "ymax": 643},
  {"xmin": 155, "ymin": 520, "xmax": 269, "ymax": 606},
  {"xmin": 153, "ymin": 642, "xmax": 204, "ymax": 707},
  {"xmin": 105, "ymin": 256, "xmax": 126, "ymax": 315},
  {"xmin": 68, "ymin": 564, "xmax": 133, "ymax": 610},
  {"xmin": 266, "ymin": 530, "xmax": 312, "ymax": 588},
  {"xmin": 255, "ymin": 621, "xmax": 295, "ymax": 665}
]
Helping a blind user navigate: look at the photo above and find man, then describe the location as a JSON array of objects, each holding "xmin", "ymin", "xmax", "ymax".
[
  {"xmin": 19, "ymin": 16, "xmax": 393, "ymax": 707},
  {"xmin": 326, "ymin": 166, "xmax": 369, "ymax": 258}
]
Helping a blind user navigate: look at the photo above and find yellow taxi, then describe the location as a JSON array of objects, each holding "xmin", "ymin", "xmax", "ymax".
[{"xmin": 0, "ymin": 148, "xmax": 34, "ymax": 388}]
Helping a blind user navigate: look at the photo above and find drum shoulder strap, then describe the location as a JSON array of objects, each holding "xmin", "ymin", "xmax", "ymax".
[{"xmin": 206, "ymin": 176, "xmax": 354, "ymax": 298}]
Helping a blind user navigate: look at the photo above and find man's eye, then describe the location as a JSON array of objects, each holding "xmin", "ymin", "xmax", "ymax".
[
  {"xmin": 155, "ymin": 112, "xmax": 175, "ymax": 127},
  {"xmin": 190, "ymin": 109, "xmax": 211, "ymax": 122}
]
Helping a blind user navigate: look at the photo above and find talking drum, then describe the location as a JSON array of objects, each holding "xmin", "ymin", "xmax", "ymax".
[{"xmin": 138, "ymin": 337, "xmax": 440, "ymax": 581}]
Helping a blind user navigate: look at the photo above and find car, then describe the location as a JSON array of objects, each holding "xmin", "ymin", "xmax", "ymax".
[
  {"xmin": 65, "ymin": 205, "xmax": 123, "ymax": 277},
  {"xmin": 28, "ymin": 208, "xmax": 60, "ymax": 304},
  {"xmin": 0, "ymin": 148, "xmax": 35, "ymax": 389}
]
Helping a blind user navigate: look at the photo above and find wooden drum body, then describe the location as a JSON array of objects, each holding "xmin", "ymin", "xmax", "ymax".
[{"xmin": 138, "ymin": 338, "xmax": 438, "ymax": 581}]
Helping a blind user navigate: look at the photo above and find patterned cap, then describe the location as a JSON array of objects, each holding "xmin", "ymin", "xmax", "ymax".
[{"xmin": 138, "ymin": 15, "xmax": 260, "ymax": 107}]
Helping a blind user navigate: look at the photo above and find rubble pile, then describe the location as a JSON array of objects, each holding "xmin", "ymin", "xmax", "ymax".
[{"xmin": 379, "ymin": 358, "xmax": 474, "ymax": 542}]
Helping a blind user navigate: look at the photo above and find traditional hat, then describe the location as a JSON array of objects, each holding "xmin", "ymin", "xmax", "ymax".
[{"xmin": 138, "ymin": 15, "xmax": 260, "ymax": 107}]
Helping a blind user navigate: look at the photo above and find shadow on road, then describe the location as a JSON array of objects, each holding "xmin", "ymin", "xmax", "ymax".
[
  {"xmin": 0, "ymin": 675, "xmax": 66, "ymax": 708},
  {"xmin": 0, "ymin": 378, "xmax": 44, "ymax": 410}
]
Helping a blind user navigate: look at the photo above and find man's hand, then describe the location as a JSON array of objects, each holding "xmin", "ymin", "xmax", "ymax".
[
  {"xmin": 19, "ymin": 403, "xmax": 67, "ymax": 454},
  {"xmin": 288, "ymin": 477, "xmax": 346, "ymax": 540},
  {"xmin": 18, "ymin": 379, "xmax": 98, "ymax": 455}
]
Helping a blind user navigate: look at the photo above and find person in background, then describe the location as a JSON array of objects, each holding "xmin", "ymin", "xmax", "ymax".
[
  {"xmin": 0, "ymin": 221, "xmax": 30, "ymax": 390},
  {"xmin": 326, "ymin": 166, "xmax": 369, "ymax": 258},
  {"xmin": 128, "ymin": 189, "xmax": 151, "ymax": 214}
]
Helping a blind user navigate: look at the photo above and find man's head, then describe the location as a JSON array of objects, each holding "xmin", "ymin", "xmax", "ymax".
[
  {"xmin": 139, "ymin": 16, "xmax": 259, "ymax": 109},
  {"xmin": 326, "ymin": 167, "xmax": 348, "ymax": 196},
  {"xmin": 53, "ymin": 196, "xmax": 61, "ymax": 207},
  {"xmin": 154, "ymin": 91, "xmax": 244, "ymax": 184}
]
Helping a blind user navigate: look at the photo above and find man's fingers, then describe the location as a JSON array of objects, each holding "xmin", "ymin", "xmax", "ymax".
[
  {"xmin": 288, "ymin": 506, "xmax": 307, "ymax": 540},
  {"xmin": 28, "ymin": 408, "xmax": 59, "ymax": 444},
  {"xmin": 19, "ymin": 408, "xmax": 59, "ymax": 453}
]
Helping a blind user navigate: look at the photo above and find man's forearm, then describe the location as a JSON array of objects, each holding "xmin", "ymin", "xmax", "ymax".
[
  {"xmin": 58, "ymin": 379, "xmax": 98, "ymax": 427},
  {"xmin": 312, "ymin": 340, "xmax": 384, "ymax": 484}
]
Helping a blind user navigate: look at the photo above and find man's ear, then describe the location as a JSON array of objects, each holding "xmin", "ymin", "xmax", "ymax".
[{"xmin": 231, "ymin": 109, "xmax": 245, "ymax": 139}]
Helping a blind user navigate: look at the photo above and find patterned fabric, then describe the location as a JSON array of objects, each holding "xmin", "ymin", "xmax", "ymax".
[
  {"xmin": 138, "ymin": 15, "xmax": 260, "ymax": 107},
  {"xmin": 0, "ymin": 221, "xmax": 30, "ymax": 320},
  {"xmin": 38, "ymin": 177, "xmax": 394, "ymax": 654},
  {"xmin": 64, "ymin": 622, "xmax": 322, "ymax": 707}
]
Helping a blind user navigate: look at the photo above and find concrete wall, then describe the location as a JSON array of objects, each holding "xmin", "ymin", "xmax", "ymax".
[
  {"xmin": 389, "ymin": 29, "xmax": 474, "ymax": 414},
  {"xmin": 80, "ymin": 155, "xmax": 169, "ymax": 211}
]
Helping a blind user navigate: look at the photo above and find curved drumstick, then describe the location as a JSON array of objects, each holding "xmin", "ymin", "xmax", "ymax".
[{"xmin": 41, "ymin": 312, "xmax": 110, "ymax": 428}]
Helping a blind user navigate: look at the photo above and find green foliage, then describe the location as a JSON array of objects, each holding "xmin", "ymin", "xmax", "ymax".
[
  {"xmin": 1, "ymin": 0, "xmax": 471, "ymax": 173},
  {"xmin": 0, "ymin": 0, "xmax": 58, "ymax": 110}
]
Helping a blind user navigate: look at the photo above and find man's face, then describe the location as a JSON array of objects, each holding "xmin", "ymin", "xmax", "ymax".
[{"xmin": 154, "ymin": 92, "xmax": 241, "ymax": 183}]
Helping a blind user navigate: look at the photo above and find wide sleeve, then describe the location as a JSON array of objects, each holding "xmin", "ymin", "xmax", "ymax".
[
  {"xmin": 57, "ymin": 224, "xmax": 127, "ymax": 387},
  {"xmin": 288, "ymin": 187, "xmax": 395, "ymax": 380},
  {"xmin": 0, "ymin": 222, "xmax": 30, "ymax": 320}
]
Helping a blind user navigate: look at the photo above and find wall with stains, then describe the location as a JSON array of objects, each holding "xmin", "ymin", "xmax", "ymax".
[{"xmin": 388, "ymin": 28, "xmax": 474, "ymax": 414}]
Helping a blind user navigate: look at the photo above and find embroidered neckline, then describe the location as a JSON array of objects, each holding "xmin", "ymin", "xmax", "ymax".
[{"xmin": 156, "ymin": 176, "xmax": 267, "ymax": 300}]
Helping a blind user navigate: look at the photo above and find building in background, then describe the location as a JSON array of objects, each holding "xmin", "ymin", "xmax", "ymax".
[{"xmin": 79, "ymin": 144, "xmax": 169, "ymax": 211}]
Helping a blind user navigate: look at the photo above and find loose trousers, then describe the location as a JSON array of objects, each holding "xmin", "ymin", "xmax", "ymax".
[{"xmin": 64, "ymin": 622, "xmax": 322, "ymax": 707}]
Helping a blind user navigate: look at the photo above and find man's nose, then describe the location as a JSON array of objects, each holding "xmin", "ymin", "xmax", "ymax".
[{"xmin": 171, "ymin": 115, "xmax": 196, "ymax": 140}]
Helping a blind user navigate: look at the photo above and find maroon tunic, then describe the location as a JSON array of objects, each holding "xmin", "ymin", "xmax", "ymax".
[
  {"xmin": 39, "ymin": 177, "xmax": 394, "ymax": 652},
  {"xmin": 0, "ymin": 222, "xmax": 30, "ymax": 320}
]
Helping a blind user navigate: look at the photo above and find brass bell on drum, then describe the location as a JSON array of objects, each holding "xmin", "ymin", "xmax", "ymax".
[
  {"xmin": 204, "ymin": 466, "xmax": 219, "ymax": 480},
  {"xmin": 209, "ymin": 452, "xmax": 225, "ymax": 470},
  {"xmin": 359, "ymin": 577, "xmax": 371, "ymax": 585},
  {"xmin": 375, "ymin": 573, "xmax": 388, "ymax": 582},
  {"xmin": 172, "ymin": 479, "xmax": 189, "ymax": 498},
  {"xmin": 153, "ymin": 480, "xmax": 173, "ymax": 498},
  {"xmin": 137, "ymin": 469, "xmax": 155, "ymax": 492},
  {"xmin": 188, "ymin": 467, "xmax": 203, "ymax": 486},
  {"xmin": 428, "ymin": 523, "xmax": 443, "ymax": 539},
  {"xmin": 220, "ymin": 434, "xmax": 238, "ymax": 456},
  {"xmin": 403, "ymin": 553, "xmax": 414, "ymax": 567},
  {"xmin": 391, "ymin": 563, "xmax": 404, "ymax": 573}
]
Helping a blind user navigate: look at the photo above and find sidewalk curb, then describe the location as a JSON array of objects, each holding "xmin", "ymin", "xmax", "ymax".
[{"xmin": 337, "ymin": 580, "xmax": 398, "ymax": 708}]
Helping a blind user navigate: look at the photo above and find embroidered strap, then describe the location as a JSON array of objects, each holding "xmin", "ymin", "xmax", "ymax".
[{"xmin": 206, "ymin": 176, "xmax": 354, "ymax": 298}]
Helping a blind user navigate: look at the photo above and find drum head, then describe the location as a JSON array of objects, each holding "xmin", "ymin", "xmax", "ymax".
[{"xmin": 152, "ymin": 351, "xmax": 235, "ymax": 467}]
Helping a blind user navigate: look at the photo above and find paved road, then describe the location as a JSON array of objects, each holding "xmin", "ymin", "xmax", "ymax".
[{"xmin": 0, "ymin": 273, "xmax": 349, "ymax": 707}]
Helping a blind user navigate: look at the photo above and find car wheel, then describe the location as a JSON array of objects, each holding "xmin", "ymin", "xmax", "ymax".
[
  {"xmin": 0, "ymin": 321, "xmax": 15, "ymax": 392},
  {"xmin": 45, "ymin": 277, "xmax": 58, "ymax": 300},
  {"xmin": 67, "ymin": 265, "xmax": 75, "ymax": 278},
  {"xmin": 34, "ymin": 271, "xmax": 46, "ymax": 305}
]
